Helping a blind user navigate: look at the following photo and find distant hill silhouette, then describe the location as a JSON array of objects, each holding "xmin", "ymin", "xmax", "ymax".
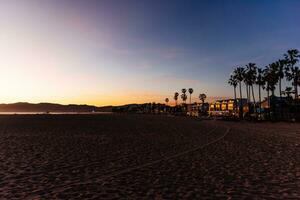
[{"xmin": 0, "ymin": 102, "xmax": 112, "ymax": 112}]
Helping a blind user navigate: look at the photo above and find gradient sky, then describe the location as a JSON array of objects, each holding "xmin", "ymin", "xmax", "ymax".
[{"xmin": 0, "ymin": 0, "xmax": 299, "ymax": 106}]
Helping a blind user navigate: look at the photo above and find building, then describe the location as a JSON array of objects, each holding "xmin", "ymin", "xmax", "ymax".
[{"xmin": 209, "ymin": 99, "xmax": 247, "ymax": 117}]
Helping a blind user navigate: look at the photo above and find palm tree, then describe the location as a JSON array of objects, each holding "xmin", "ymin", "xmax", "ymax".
[
  {"xmin": 284, "ymin": 49, "xmax": 300, "ymax": 100},
  {"xmin": 165, "ymin": 98, "xmax": 169, "ymax": 105},
  {"xmin": 245, "ymin": 63, "xmax": 258, "ymax": 113},
  {"xmin": 276, "ymin": 59, "xmax": 285, "ymax": 99},
  {"xmin": 275, "ymin": 59, "xmax": 286, "ymax": 118},
  {"xmin": 199, "ymin": 93, "xmax": 206, "ymax": 103},
  {"xmin": 181, "ymin": 93, "xmax": 187, "ymax": 104},
  {"xmin": 165, "ymin": 98, "xmax": 169, "ymax": 113},
  {"xmin": 181, "ymin": 88, "xmax": 187, "ymax": 104},
  {"xmin": 233, "ymin": 67, "xmax": 245, "ymax": 118},
  {"xmin": 268, "ymin": 63, "xmax": 279, "ymax": 96},
  {"xmin": 282, "ymin": 87, "xmax": 293, "ymax": 98},
  {"xmin": 256, "ymin": 68, "xmax": 265, "ymax": 115},
  {"xmin": 174, "ymin": 92, "xmax": 179, "ymax": 106},
  {"xmin": 199, "ymin": 93, "xmax": 207, "ymax": 112},
  {"xmin": 263, "ymin": 64, "xmax": 279, "ymax": 118},
  {"xmin": 228, "ymin": 74, "xmax": 238, "ymax": 111},
  {"xmin": 188, "ymin": 88, "xmax": 193, "ymax": 104},
  {"xmin": 242, "ymin": 68, "xmax": 249, "ymax": 103}
]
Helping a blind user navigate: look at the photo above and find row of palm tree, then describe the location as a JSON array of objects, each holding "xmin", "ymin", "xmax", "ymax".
[
  {"xmin": 228, "ymin": 49, "xmax": 300, "ymax": 118},
  {"xmin": 165, "ymin": 88, "xmax": 206, "ymax": 106}
]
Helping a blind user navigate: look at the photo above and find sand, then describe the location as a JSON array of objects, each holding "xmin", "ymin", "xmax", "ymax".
[{"xmin": 0, "ymin": 114, "xmax": 299, "ymax": 199}]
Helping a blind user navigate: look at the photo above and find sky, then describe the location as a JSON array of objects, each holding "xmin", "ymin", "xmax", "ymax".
[{"xmin": 0, "ymin": 0, "xmax": 299, "ymax": 106}]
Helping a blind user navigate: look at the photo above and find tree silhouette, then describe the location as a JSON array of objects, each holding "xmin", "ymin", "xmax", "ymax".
[
  {"xmin": 174, "ymin": 92, "xmax": 179, "ymax": 106},
  {"xmin": 181, "ymin": 89, "xmax": 187, "ymax": 104},
  {"xmin": 165, "ymin": 98, "xmax": 169, "ymax": 105},
  {"xmin": 245, "ymin": 63, "xmax": 257, "ymax": 113},
  {"xmin": 228, "ymin": 74, "xmax": 238, "ymax": 111},
  {"xmin": 256, "ymin": 68, "xmax": 265, "ymax": 115},
  {"xmin": 181, "ymin": 93, "xmax": 187, "ymax": 104},
  {"xmin": 233, "ymin": 67, "xmax": 245, "ymax": 118},
  {"xmin": 199, "ymin": 93, "xmax": 207, "ymax": 113},
  {"xmin": 282, "ymin": 87, "xmax": 293, "ymax": 98},
  {"xmin": 188, "ymin": 88, "xmax": 193, "ymax": 104},
  {"xmin": 284, "ymin": 49, "xmax": 300, "ymax": 99}
]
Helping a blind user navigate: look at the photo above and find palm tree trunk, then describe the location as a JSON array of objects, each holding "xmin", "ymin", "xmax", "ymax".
[
  {"xmin": 294, "ymin": 76, "xmax": 298, "ymax": 119},
  {"xmin": 239, "ymin": 82, "xmax": 243, "ymax": 119},
  {"xmin": 279, "ymin": 78, "xmax": 282, "ymax": 98},
  {"xmin": 251, "ymin": 85, "xmax": 256, "ymax": 114},
  {"xmin": 245, "ymin": 84, "xmax": 249, "ymax": 103},
  {"xmin": 234, "ymin": 86, "xmax": 237, "ymax": 112},
  {"xmin": 267, "ymin": 84, "xmax": 270, "ymax": 118},
  {"xmin": 279, "ymin": 78, "xmax": 283, "ymax": 119},
  {"xmin": 267, "ymin": 90, "xmax": 270, "ymax": 107},
  {"xmin": 296, "ymin": 82, "xmax": 298, "ymax": 99},
  {"xmin": 258, "ymin": 84, "xmax": 261, "ymax": 115},
  {"xmin": 190, "ymin": 94, "xmax": 191, "ymax": 104},
  {"xmin": 249, "ymin": 85, "xmax": 251, "ymax": 102}
]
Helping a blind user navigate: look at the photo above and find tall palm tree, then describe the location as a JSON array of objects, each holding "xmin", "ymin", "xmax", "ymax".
[
  {"xmin": 174, "ymin": 92, "xmax": 179, "ymax": 106},
  {"xmin": 199, "ymin": 93, "xmax": 206, "ymax": 103},
  {"xmin": 245, "ymin": 63, "xmax": 258, "ymax": 113},
  {"xmin": 188, "ymin": 88, "xmax": 193, "ymax": 104},
  {"xmin": 268, "ymin": 63, "xmax": 279, "ymax": 96},
  {"xmin": 181, "ymin": 93, "xmax": 187, "ymax": 104},
  {"xmin": 284, "ymin": 49, "xmax": 300, "ymax": 100},
  {"xmin": 228, "ymin": 74, "xmax": 238, "ymax": 111},
  {"xmin": 275, "ymin": 59, "xmax": 286, "ymax": 118},
  {"xmin": 199, "ymin": 93, "xmax": 207, "ymax": 112},
  {"xmin": 263, "ymin": 66, "xmax": 271, "ymax": 110},
  {"xmin": 233, "ymin": 67, "xmax": 245, "ymax": 118},
  {"xmin": 165, "ymin": 98, "xmax": 169, "ymax": 113},
  {"xmin": 181, "ymin": 88, "xmax": 187, "ymax": 104},
  {"xmin": 276, "ymin": 59, "xmax": 285, "ymax": 99},
  {"xmin": 243, "ymin": 65, "xmax": 250, "ymax": 102},
  {"xmin": 256, "ymin": 68, "xmax": 265, "ymax": 115},
  {"xmin": 165, "ymin": 98, "xmax": 169, "ymax": 105},
  {"xmin": 263, "ymin": 64, "xmax": 279, "ymax": 118}
]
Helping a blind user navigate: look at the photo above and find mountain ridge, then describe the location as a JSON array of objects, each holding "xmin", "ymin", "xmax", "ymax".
[{"xmin": 0, "ymin": 102, "xmax": 112, "ymax": 112}]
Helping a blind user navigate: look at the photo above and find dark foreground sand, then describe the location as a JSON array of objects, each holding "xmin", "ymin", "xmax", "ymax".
[{"xmin": 0, "ymin": 114, "xmax": 299, "ymax": 199}]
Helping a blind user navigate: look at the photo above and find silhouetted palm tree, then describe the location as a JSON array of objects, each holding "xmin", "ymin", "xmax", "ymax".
[
  {"xmin": 165, "ymin": 98, "xmax": 169, "ymax": 105},
  {"xmin": 199, "ymin": 93, "xmax": 206, "ymax": 104},
  {"xmin": 233, "ymin": 67, "xmax": 245, "ymax": 118},
  {"xmin": 228, "ymin": 74, "xmax": 238, "ymax": 111},
  {"xmin": 256, "ymin": 68, "xmax": 265, "ymax": 115},
  {"xmin": 199, "ymin": 93, "xmax": 207, "ymax": 112},
  {"xmin": 245, "ymin": 63, "xmax": 257, "ymax": 113},
  {"xmin": 264, "ymin": 64, "xmax": 279, "ymax": 118},
  {"xmin": 276, "ymin": 59, "xmax": 285, "ymax": 99},
  {"xmin": 267, "ymin": 63, "xmax": 279, "ymax": 96},
  {"xmin": 174, "ymin": 92, "xmax": 179, "ymax": 106},
  {"xmin": 282, "ymin": 87, "xmax": 293, "ymax": 98},
  {"xmin": 188, "ymin": 88, "xmax": 193, "ymax": 104},
  {"xmin": 275, "ymin": 59, "xmax": 286, "ymax": 118},
  {"xmin": 181, "ymin": 93, "xmax": 187, "ymax": 104},
  {"xmin": 284, "ymin": 49, "xmax": 300, "ymax": 99},
  {"xmin": 181, "ymin": 88, "xmax": 187, "ymax": 104},
  {"xmin": 242, "ymin": 68, "xmax": 249, "ymax": 103}
]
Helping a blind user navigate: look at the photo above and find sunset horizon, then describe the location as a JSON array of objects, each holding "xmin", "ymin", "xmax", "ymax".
[{"xmin": 1, "ymin": 0, "xmax": 299, "ymax": 106}]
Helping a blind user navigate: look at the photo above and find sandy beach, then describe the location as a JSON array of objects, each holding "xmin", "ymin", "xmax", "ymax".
[{"xmin": 0, "ymin": 114, "xmax": 299, "ymax": 199}]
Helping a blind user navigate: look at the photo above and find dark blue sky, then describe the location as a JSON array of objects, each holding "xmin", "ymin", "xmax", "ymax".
[{"xmin": 1, "ymin": 0, "xmax": 299, "ymax": 105}]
